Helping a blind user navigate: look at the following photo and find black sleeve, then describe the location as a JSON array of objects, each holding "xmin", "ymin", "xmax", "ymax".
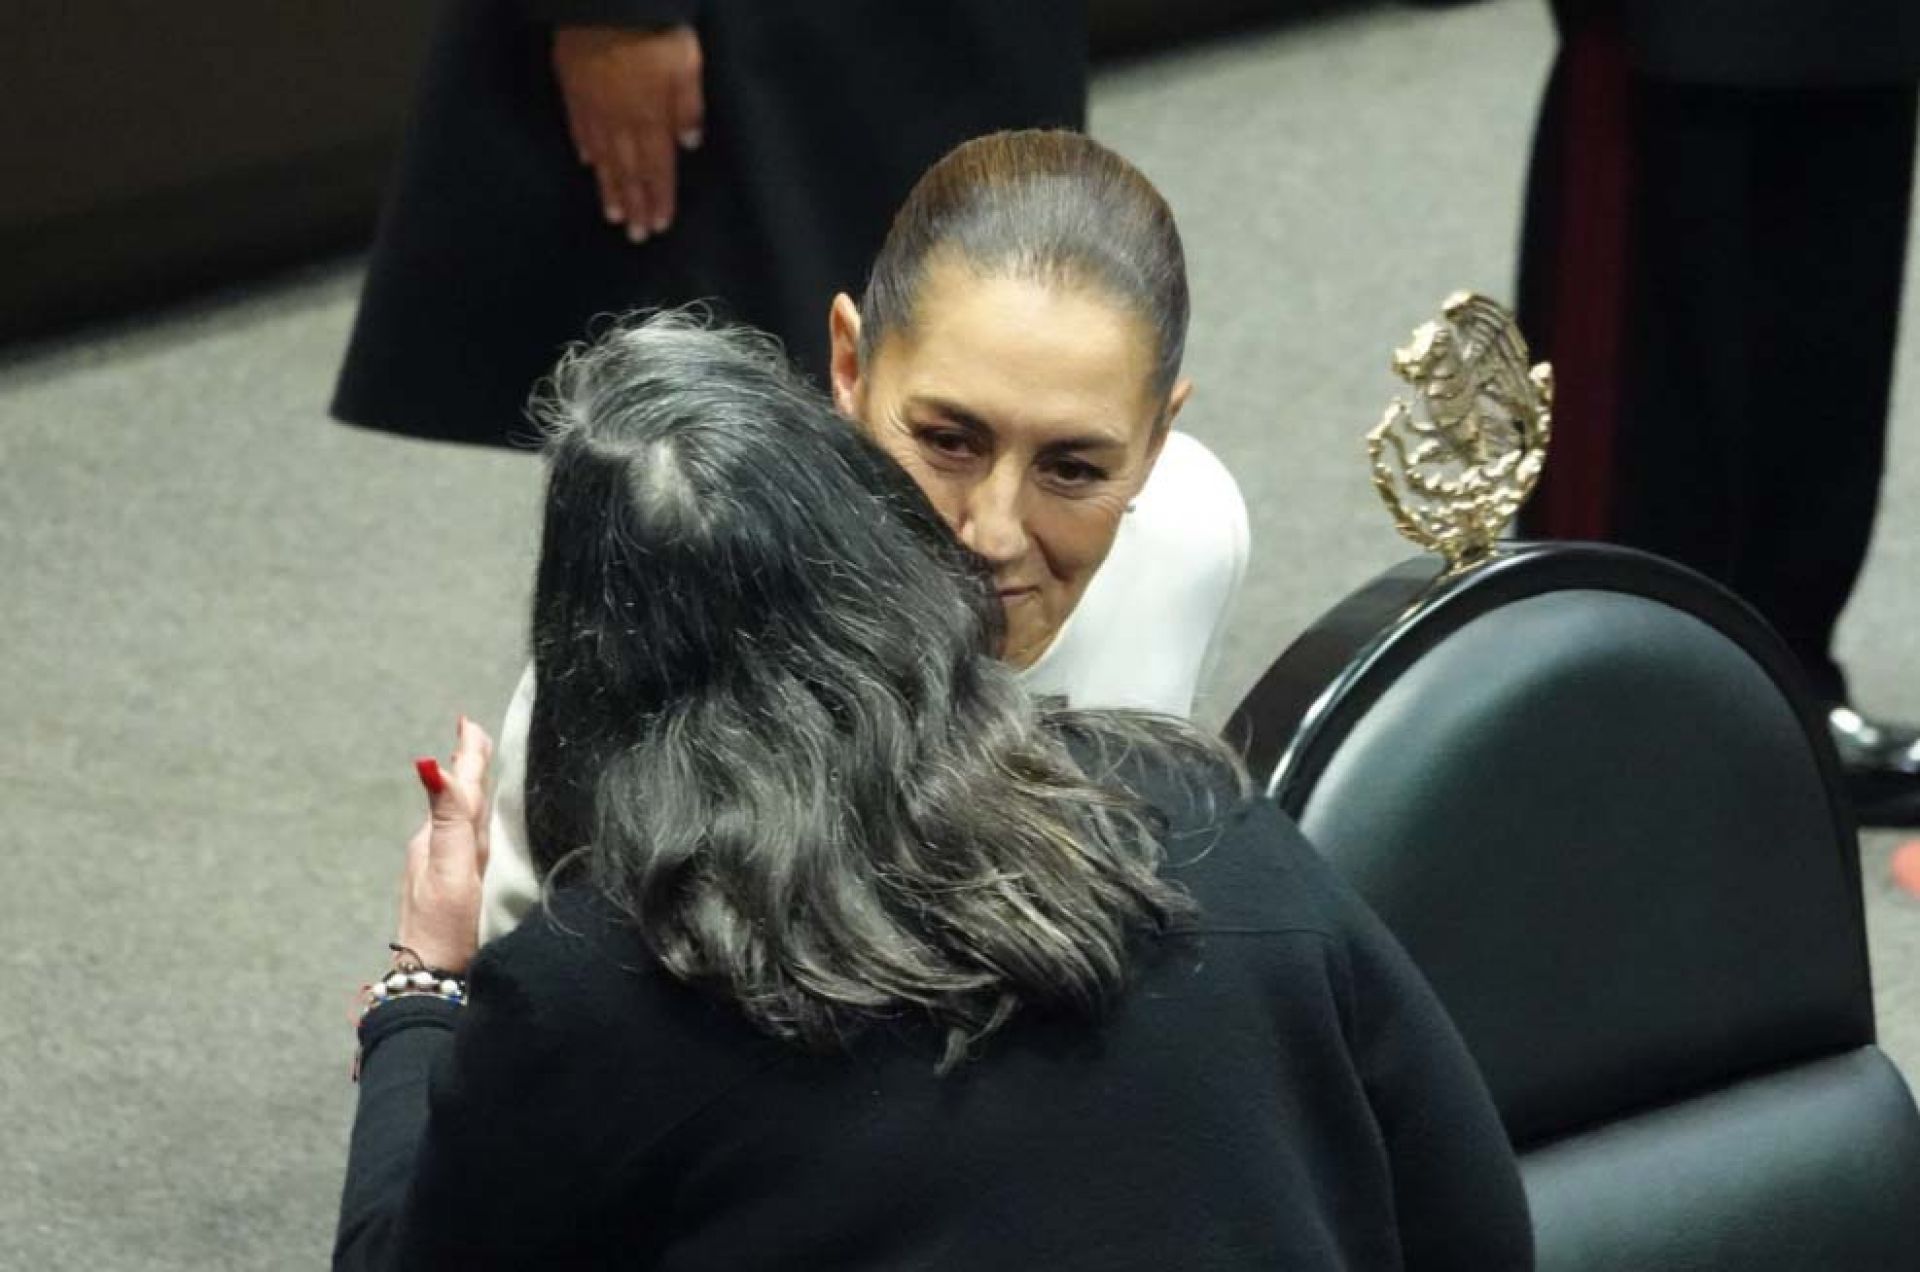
[
  {"xmin": 332, "ymin": 997, "xmax": 460, "ymax": 1271},
  {"xmin": 331, "ymin": 949, "xmax": 628, "ymax": 1271},
  {"xmin": 1335, "ymin": 890, "xmax": 1536, "ymax": 1271},
  {"xmin": 517, "ymin": 0, "xmax": 701, "ymax": 27}
]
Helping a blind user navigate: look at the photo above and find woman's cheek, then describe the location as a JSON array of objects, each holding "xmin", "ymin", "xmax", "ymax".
[{"xmin": 1031, "ymin": 495, "xmax": 1124, "ymax": 582}]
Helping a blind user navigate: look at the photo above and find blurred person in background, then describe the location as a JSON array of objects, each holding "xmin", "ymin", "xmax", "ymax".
[
  {"xmin": 480, "ymin": 131, "xmax": 1250, "ymax": 940},
  {"xmin": 333, "ymin": 313, "xmax": 1533, "ymax": 1271},
  {"xmin": 1516, "ymin": 0, "xmax": 1920, "ymax": 825},
  {"xmin": 331, "ymin": 0, "xmax": 1084, "ymax": 448}
]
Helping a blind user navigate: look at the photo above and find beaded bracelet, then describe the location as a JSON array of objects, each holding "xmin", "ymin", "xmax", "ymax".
[
  {"xmin": 363, "ymin": 967, "xmax": 467, "ymax": 1011},
  {"xmin": 350, "ymin": 945, "xmax": 468, "ymax": 1082},
  {"xmin": 358, "ymin": 942, "xmax": 467, "ymax": 1019}
]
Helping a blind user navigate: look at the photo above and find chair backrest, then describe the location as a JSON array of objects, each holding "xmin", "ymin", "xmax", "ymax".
[{"xmin": 1228, "ymin": 542, "xmax": 1920, "ymax": 1269}]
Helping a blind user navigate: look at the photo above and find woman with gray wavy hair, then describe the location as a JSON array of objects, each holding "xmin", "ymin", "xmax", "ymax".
[{"xmin": 334, "ymin": 315, "xmax": 1531, "ymax": 1271}]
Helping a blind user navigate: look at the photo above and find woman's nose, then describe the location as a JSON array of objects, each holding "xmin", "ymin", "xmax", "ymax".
[{"xmin": 956, "ymin": 467, "xmax": 1031, "ymax": 567}]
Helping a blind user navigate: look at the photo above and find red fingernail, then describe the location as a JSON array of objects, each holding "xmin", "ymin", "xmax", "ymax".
[{"xmin": 415, "ymin": 757, "xmax": 447, "ymax": 794}]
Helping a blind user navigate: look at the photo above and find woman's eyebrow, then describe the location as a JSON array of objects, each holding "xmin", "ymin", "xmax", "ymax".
[
  {"xmin": 1039, "ymin": 433, "xmax": 1128, "ymax": 455},
  {"xmin": 905, "ymin": 395, "xmax": 990, "ymax": 431}
]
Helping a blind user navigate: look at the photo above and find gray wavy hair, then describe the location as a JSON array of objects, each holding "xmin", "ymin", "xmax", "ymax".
[{"xmin": 524, "ymin": 312, "xmax": 1243, "ymax": 1069}]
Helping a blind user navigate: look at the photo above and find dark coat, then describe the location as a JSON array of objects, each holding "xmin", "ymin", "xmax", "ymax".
[
  {"xmin": 335, "ymin": 773, "xmax": 1533, "ymax": 1270},
  {"xmin": 1555, "ymin": 0, "xmax": 1920, "ymax": 86},
  {"xmin": 332, "ymin": 0, "xmax": 1086, "ymax": 448}
]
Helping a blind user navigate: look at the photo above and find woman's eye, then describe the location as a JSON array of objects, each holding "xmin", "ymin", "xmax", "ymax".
[
  {"xmin": 917, "ymin": 429, "xmax": 977, "ymax": 459},
  {"xmin": 1045, "ymin": 458, "xmax": 1108, "ymax": 487}
]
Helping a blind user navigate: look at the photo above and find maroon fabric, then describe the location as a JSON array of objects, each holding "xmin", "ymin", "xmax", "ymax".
[{"xmin": 1531, "ymin": 22, "xmax": 1634, "ymax": 541}]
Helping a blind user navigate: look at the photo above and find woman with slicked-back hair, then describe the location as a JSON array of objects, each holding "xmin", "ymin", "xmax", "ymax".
[
  {"xmin": 334, "ymin": 314, "xmax": 1531, "ymax": 1271},
  {"xmin": 477, "ymin": 129, "xmax": 1252, "ymax": 944}
]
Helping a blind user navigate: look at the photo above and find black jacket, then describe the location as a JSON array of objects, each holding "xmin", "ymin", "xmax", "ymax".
[
  {"xmin": 335, "ymin": 774, "xmax": 1533, "ymax": 1270},
  {"xmin": 331, "ymin": 0, "xmax": 1086, "ymax": 448}
]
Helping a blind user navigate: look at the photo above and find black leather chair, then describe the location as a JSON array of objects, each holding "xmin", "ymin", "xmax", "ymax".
[{"xmin": 1227, "ymin": 541, "xmax": 1920, "ymax": 1269}]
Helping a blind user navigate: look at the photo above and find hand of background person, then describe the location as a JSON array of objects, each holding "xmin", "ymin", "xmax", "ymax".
[
  {"xmin": 395, "ymin": 716, "xmax": 494, "ymax": 975},
  {"xmin": 552, "ymin": 24, "xmax": 704, "ymax": 244}
]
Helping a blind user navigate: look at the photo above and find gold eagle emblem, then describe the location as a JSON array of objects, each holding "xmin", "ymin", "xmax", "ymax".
[{"xmin": 1366, "ymin": 291, "xmax": 1553, "ymax": 573}]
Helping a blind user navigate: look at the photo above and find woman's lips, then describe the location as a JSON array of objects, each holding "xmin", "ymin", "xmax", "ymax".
[{"xmin": 995, "ymin": 585, "xmax": 1038, "ymax": 602}]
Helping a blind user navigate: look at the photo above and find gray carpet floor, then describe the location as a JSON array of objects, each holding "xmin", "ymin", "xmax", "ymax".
[{"xmin": 4, "ymin": 2, "xmax": 1918, "ymax": 1267}]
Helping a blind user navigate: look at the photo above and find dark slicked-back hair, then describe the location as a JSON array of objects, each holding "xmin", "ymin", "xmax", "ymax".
[
  {"xmin": 524, "ymin": 312, "xmax": 1238, "ymax": 1069},
  {"xmin": 859, "ymin": 129, "xmax": 1190, "ymax": 400}
]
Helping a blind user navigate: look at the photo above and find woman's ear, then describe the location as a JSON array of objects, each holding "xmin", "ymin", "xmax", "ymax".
[
  {"xmin": 828, "ymin": 294, "xmax": 865, "ymax": 417},
  {"xmin": 1164, "ymin": 377, "xmax": 1194, "ymax": 430},
  {"xmin": 1135, "ymin": 377, "xmax": 1192, "ymax": 488}
]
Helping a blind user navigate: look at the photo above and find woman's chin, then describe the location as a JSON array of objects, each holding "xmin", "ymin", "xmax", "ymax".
[{"xmin": 998, "ymin": 618, "xmax": 1058, "ymax": 671}]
